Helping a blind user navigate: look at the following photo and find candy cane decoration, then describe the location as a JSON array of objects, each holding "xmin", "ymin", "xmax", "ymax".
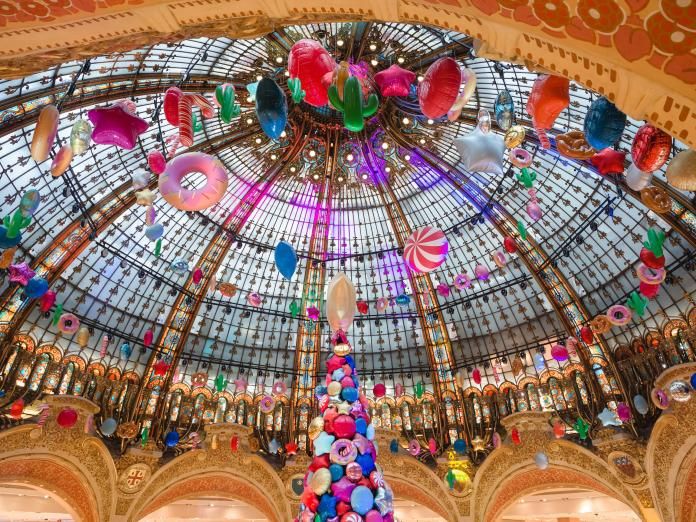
[
  {"xmin": 99, "ymin": 335, "xmax": 109, "ymax": 358},
  {"xmin": 178, "ymin": 94, "xmax": 215, "ymax": 147},
  {"xmin": 37, "ymin": 404, "xmax": 49, "ymax": 427}
]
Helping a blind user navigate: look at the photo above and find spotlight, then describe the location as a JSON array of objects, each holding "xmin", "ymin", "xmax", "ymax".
[
  {"xmin": 255, "ymin": 137, "xmax": 262, "ymax": 144},
  {"xmin": 309, "ymin": 150, "xmax": 316, "ymax": 157},
  {"xmin": 337, "ymin": 39, "xmax": 344, "ymax": 47},
  {"xmin": 346, "ymin": 153, "xmax": 354, "ymax": 161},
  {"xmin": 246, "ymin": 118, "xmax": 253, "ymax": 124},
  {"xmin": 402, "ymin": 117, "xmax": 410, "ymax": 125},
  {"xmin": 397, "ymin": 57, "xmax": 405, "ymax": 64},
  {"xmin": 256, "ymin": 74, "xmax": 262, "ymax": 81},
  {"xmin": 369, "ymin": 44, "xmax": 377, "ymax": 51},
  {"xmin": 275, "ymin": 56, "xmax": 283, "ymax": 63},
  {"xmin": 371, "ymin": 59, "xmax": 378, "ymax": 66},
  {"xmin": 381, "ymin": 142, "xmax": 389, "ymax": 150},
  {"xmin": 404, "ymin": 154, "xmax": 411, "ymax": 161}
]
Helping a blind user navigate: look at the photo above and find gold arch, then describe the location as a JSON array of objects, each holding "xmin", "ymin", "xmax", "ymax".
[{"xmin": 0, "ymin": 0, "xmax": 693, "ymax": 147}]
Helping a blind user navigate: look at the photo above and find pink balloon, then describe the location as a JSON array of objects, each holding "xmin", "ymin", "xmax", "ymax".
[
  {"xmin": 374, "ymin": 64, "xmax": 415, "ymax": 97},
  {"xmin": 147, "ymin": 150, "xmax": 166, "ymax": 174},
  {"xmin": 418, "ymin": 58, "xmax": 461, "ymax": 119}
]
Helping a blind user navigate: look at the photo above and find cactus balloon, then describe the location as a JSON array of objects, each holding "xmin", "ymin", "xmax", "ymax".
[
  {"xmin": 287, "ymin": 77, "xmax": 306, "ymax": 104},
  {"xmin": 215, "ymin": 84, "xmax": 241, "ymax": 123},
  {"xmin": 516, "ymin": 167, "xmax": 537, "ymax": 189},
  {"xmin": 328, "ymin": 76, "xmax": 378, "ymax": 132}
]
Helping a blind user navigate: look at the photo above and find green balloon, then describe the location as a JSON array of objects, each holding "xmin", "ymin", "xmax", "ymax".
[{"xmin": 328, "ymin": 76, "xmax": 378, "ymax": 133}]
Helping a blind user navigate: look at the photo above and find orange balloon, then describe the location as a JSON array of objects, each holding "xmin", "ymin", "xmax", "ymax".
[{"xmin": 326, "ymin": 273, "xmax": 356, "ymax": 332}]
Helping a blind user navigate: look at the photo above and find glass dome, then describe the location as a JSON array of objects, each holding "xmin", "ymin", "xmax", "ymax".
[{"xmin": 0, "ymin": 21, "xmax": 693, "ymax": 402}]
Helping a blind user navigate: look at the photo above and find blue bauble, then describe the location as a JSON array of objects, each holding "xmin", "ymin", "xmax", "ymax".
[
  {"xmin": 350, "ymin": 485, "xmax": 374, "ymax": 515},
  {"xmin": 533, "ymin": 352, "xmax": 546, "ymax": 372},
  {"xmin": 120, "ymin": 342, "xmax": 132, "ymax": 358},
  {"xmin": 0, "ymin": 227, "xmax": 21, "ymax": 249},
  {"xmin": 25, "ymin": 277, "xmax": 49, "ymax": 299},
  {"xmin": 395, "ymin": 293, "xmax": 410, "ymax": 306},
  {"xmin": 691, "ymin": 373, "xmax": 696, "ymax": 390},
  {"xmin": 355, "ymin": 417, "xmax": 367, "ymax": 435},
  {"xmin": 365, "ymin": 423, "xmax": 375, "ymax": 441},
  {"xmin": 256, "ymin": 78, "xmax": 288, "ymax": 140},
  {"xmin": 389, "ymin": 439, "xmax": 399, "ymax": 453},
  {"xmin": 341, "ymin": 387, "xmax": 358, "ymax": 402},
  {"xmin": 584, "ymin": 96, "xmax": 627, "ymax": 150},
  {"xmin": 329, "ymin": 463, "xmax": 344, "ymax": 481},
  {"xmin": 494, "ymin": 90, "xmax": 515, "ymax": 130},
  {"xmin": 164, "ymin": 430, "xmax": 180, "ymax": 447},
  {"xmin": 100, "ymin": 417, "xmax": 118, "ymax": 436},
  {"xmin": 344, "ymin": 355, "xmax": 355, "ymax": 370},
  {"xmin": 274, "ymin": 240, "xmax": 297, "ymax": 279},
  {"xmin": 315, "ymin": 385, "xmax": 327, "ymax": 397},
  {"xmin": 453, "ymin": 438, "xmax": 467, "ymax": 454}
]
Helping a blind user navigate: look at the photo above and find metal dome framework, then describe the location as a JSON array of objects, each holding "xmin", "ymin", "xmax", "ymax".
[{"xmin": 0, "ymin": 21, "xmax": 694, "ymax": 451}]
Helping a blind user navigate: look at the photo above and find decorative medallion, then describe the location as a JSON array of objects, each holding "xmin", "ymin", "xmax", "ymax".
[{"xmin": 118, "ymin": 463, "xmax": 151, "ymax": 494}]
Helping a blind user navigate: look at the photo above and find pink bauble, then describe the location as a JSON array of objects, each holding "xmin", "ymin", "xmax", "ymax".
[
  {"xmin": 550, "ymin": 344, "xmax": 569, "ymax": 362},
  {"xmin": 418, "ymin": 57, "xmax": 461, "ymax": 119},
  {"xmin": 365, "ymin": 510, "xmax": 384, "ymax": 522},
  {"xmin": 403, "ymin": 226, "xmax": 449, "ymax": 273},
  {"xmin": 474, "ymin": 264, "xmax": 489, "ymax": 281},
  {"xmin": 288, "ymin": 39, "xmax": 336, "ymax": 107},
  {"xmin": 616, "ymin": 402, "xmax": 632, "ymax": 422},
  {"xmin": 334, "ymin": 415, "xmax": 357, "ymax": 439},
  {"xmin": 57, "ymin": 407, "xmax": 78, "ymax": 428},
  {"xmin": 527, "ymin": 200, "xmax": 543, "ymax": 222},
  {"xmin": 373, "ymin": 383, "xmax": 386, "ymax": 398},
  {"xmin": 345, "ymin": 462, "xmax": 363, "ymax": 482}
]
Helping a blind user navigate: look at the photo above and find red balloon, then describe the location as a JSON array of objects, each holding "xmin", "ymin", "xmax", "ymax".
[
  {"xmin": 356, "ymin": 301, "xmax": 369, "ymax": 314},
  {"xmin": 580, "ymin": 326, "xmax": 594, "ymax": 344},
  {"xmin": 373, "ymin": 383, "xmax": 386, "ymax": 398},
  {"xmin": 288, "ymin": 39, "xmax": 336, "ymax": 107},
  {"xmin": 10, "ymin": 398, "xmax": 24, "ymax": 419},
  {"xmin": 590, "ymin": 148, "xmax": 626, "ymax": 176},
  {"xmin": 511, "ymin": 427, "xmax": 522, "ymax": 445},
  {"xmin": 503, "ymin": 236, "xmax": 517, "ymax": 253},
  {"xmin": 418, "ymin": 58, "xmax": 461, "ymax": 119},
  {"xmin": 472, "ymin": 367, "xmax": 481, "ymax": 385},
  {"xmin": 39, "ymin": 290, "xmax": 57, "ymax": 313},
  {"xmin": 526, "ymin": 75, "xmax": 569, "ymax": 149},
  {"xmin": 163, "ymin": 86, "xmax": 182, "ymax": 126},
  {"xmin": 56, "ymin": 407, "xmax": 78, "ymax": 428},
  {"xmin": 631, "ymin": 124, "xmax": 672, "ymax": 173},
  {"xmin": 333, "ymin": 415, "xmax": 356, "ymax": 438},
  {"xmin": 639, "ymin": 281, "xmax": 661, "ymax": 299},
  {"xmin": 143, "ymin": 329, "xmax": 153, "ymax": 348}
]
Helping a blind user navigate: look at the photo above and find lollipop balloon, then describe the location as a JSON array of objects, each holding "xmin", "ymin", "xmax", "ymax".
[{"xmin": 403, "ymin": 226, "xmax": 449, "ymax": 273}]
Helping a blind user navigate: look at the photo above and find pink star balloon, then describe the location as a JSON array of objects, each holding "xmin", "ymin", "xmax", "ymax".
[
  {"xmin": 374, "ymin": 65, "xmax": 416, "ymax": 97},
  {"xmin": 331, "ymin": 476, "xmax": 357, "ymax": 503},
  {"xmin": 306, "ymin": 306, "xmax": 320, "ymax": 321},
  {"xmin": 88, "ymin": 101, "xmax": 149, "ymax": 150},
  {"xmin": 8, "ymin": 262, "xmax": 35, "ymax": 286}
]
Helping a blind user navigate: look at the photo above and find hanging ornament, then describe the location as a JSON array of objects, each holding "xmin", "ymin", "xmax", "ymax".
[
  {"xmin": 494, "ymin": 89, "xmax": 514, "ymax": 130},
  {"xmin": 418, "ymin": 57, "xmax": 461, "ymax": 119},
  {"xmin": 454, "ymin": 108, "xmax": 505, "ymax": 175},
  {"xmin": 287, "ymin": 39, "xmax": 336, "ymax": 107},
  {"xmin": 403, "ymin": 226, "xmax": 449, "ymax": 273},
  {"xmin": 526, "ymin": 74, "xmax": 569, "ymax": 149},
  {"xmin": 583, "ymin": 96, "xmax": 627, "ymax": 150}
]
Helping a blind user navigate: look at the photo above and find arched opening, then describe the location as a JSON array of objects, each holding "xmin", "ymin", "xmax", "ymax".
[
  {"xmin": 498, "ymin": 487, "xmax": 641, "ymax": 522},
  {"xmin": 139, "ymin": 495, "xmax": 268, "ymax": 521},
  {"xmin": 0, "ymin": 483, "xmax": 77, "ymax": 521},
  {"xmin": 0, "ymin": 458, "xmax": 100, "ymax": 522}
]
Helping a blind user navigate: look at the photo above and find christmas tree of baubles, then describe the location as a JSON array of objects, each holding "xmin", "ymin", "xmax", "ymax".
[{"xmin": 296, "ymin": 273, "xmax": 395, "ymax": 522}]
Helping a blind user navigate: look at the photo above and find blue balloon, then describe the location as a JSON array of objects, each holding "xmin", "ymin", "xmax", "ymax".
[
  {"xmin": 584, "ymin": 96, "xmax": 627, "ymax": 150},
  {"xmin": 494, "ymin": 90, "xmax": 515, "ymax": 130},
  {"xmin": 24, "ymin": 277, "xmax": 48, "ymax": 299},
  {"xmin": 100, "ymin": 417, "xmax": 118, "ymax": 436},
  {"xmin": 365, "ymin": 423, "xmax": 375, "ymax": 441},
  {"xmin": 350, "ymin": 485, "xmax": 374, "ymax": 515},
  {"xmin": 356, "ymin": 453, "xmax": 375, "ymax": 475},
  {"xmin": 344, "ymin": 355, "xmax": 355, "ymax": 370},
  {"xmin": 329, "ymin": 463, "xmax": 344, "ymax": 481},
  {"xmin": 145, "ymin": 223, "xmax": 164, "ymax": 241},
  {"xmin": 390, "ymin": 439, "xmax": 399, "ymax": 453},
  {"xmin": 164, "ymin": 430, "xmax": 180, "ymax": 447},
  {"xmin": 395, "ymin": 293, "xmax": 410, "ymax": 306},
  {"xmin": 255, "ymin": 78, "xmax": 287, "ymax": 140},
  {"xmin": 19, "ymin": 190, "xmax": 41, "ymax": 216},
  {"xmin": 691, "ymin": 372, "xmax": 696, "ymax": 390},
  {"xmin": 533, "ymin": 352, "xmax": 546, "ymax": 372},
  {"xmin": 0, "ymin": 227, "xmax": 21, "ymax": 249},
  {"xmin": 341, "ymin": 387, "xmax": 358, "ymax": 403},
  {"xmin": 355, "ymin": 417, "xmax": 367, "ymax": 435},
  {"xmin": 120, "ymin": 342, "xmax": 132, "ymax": 358},
  {"xmin": 315, "ymin": 385, "xmax": 327, "ymax": 397},
  {"xmin": 274, "ymin": 240, "xmax": 297, "ymax": 279},
  {"xmin": 453, "ymin": 438, "xmax": 467, "ymax": 455}
]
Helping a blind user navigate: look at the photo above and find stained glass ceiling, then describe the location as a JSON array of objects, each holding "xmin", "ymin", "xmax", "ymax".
[{"xmin": 0, "ymin": 22, "xmax": 693, "ymax": 396}]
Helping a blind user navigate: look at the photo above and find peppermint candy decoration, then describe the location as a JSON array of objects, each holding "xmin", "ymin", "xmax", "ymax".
[
  {"xmin": 341, "ymin": 513, "xmax": 363, "ymax": 522},
  {"xmin": 403, "ymin": 226, "xmax": 449, "ymax": 273}
]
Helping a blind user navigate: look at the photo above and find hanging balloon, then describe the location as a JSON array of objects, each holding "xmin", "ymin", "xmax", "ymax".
[
  {"xmin": 25, "ymin": 277, "xmax": 49, "ymax": 299},
  {"xmin": 70, "ymin": 119, "xmax": 92, "ymax": 155},
  {"xmin": 31, "ymin": 105, "xmax": 59, "ymax": 162},
  {"xmin": 77, "ymin": 326, "xmax": 90, "ymax": 348},
  {"xmin": 374, "ymin": 64, "xmax": 416, "ymax": 97},
  {"xmin": 474, "ymin": 264, "xmax": 490, "ymax": 281},
  {"xmin": 50, "ymin": 145, "xmax": 73, "ymax": 177},
  {"xmin": 526, "ymin": 74, "xmax": 569, "ymax": 149},
  {"xmin": 147, "ymin": 150, "xmax": 166, "ymax": 174},
  {"xmin": 403, "ymin": 226, "xmax": 449, "ymax": 273},
  {"xmin": 665, "ymin": 149, "xmax": 696, "ymax": 191},
  {"xmin": 552, "ymin": 419, "xmax": 565, "ymax": 438},
  {"xmin": 255, "ymin": 78, "xmax": 288, "ymax": 140},
  {"xmin": 19, "ymin": 190, "xmax": 41, "ymax": 217},
  {"xmin": 328, "ymin": 76, "xmax": 379, "ymax": 132},
  {"xmin": 453, "ymin": 439, "xmax": 467, "ymax": 455},
  {"xmin": 164, "ymin": 430, "xmax": 180, "ymax": 448},
  {"xmin": 100, "ymin": 417, "xmax": 118, "ymax": 436},
  {"xmin": 631, "ymin": 124, "xmax": 672, "ymax": 173},
  {"xmin": 373, "ymin": 383, "xmax": 386, "ymax": 398},
  {"xmin": 472, "ymin": 367, "xmax": 481, "ymax": 385},
  {"xmin": 145, "ymin": 223, "xmax": 163, "ymax": 241},
  {"xmin": 590, "ymin": 148, "xmax": 626, "ymax": 176},
  {"xmin": 583, "ymin": 96, "xmax": 627, "ymax": 150},
  {"xmin": 143, "ymin": 329, "xmax": 154, "ymax": 348},
  {"xmin": 326, "ymin": 272, "xmax": 357, "ymax": 332},
  {"xmin": 192, "ymin": 267, "xmax": 203, "ymax": 285},
  {"xmin": 287, "ymin": 39, "xmax": 336, "ymax": 107},
  {"xmin": 418, "ymin": 57, "xmax": 461, "ymax": 119},
  {"xmin": 454, "ymin": 108, "xmax": 505, "ymax": 174},
  {"xmin": 494, "ymin": 90, "xmax": 514, "ymax": 130},
  {"xmin": 447, "ymin": 67, "xmax": 477, "ymax": 121},
  {"xmin": 534, "ymin": 452, "xmax": 549, "ymax": 470},
  {"xmin": 633, "ymin": 394, "xmax": 649, "ymax": 415},
  {"xmin": 274, "ymin": 241, "xmax": 297, "ymax": 280},
  {"xmin": 503, "ymin": 236, "xmax": 517, "ymax": 254},
  {"xmin": 550, "ymin": 344, "xmax": 568, "ymax": 362},
  {"xmin": 247, "ymin": 292, "xmax": 262, "ymax": 307},
  {"xmin": 39, "ymin": 290, "xmax": 56, "ymax": 312},
  {"xmin": 10, "ymin": 398, "xmax": 24, "ymax": 419},
  {"xmin": 56, "ymin": 407, "xmax": 78, "ymax": 428},
  {"xmin": 533, "ymin": 352, "xmax": 546, "ymax": 372}
]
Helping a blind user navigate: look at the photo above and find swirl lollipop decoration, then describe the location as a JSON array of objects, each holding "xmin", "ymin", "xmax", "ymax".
[
  {"xmin": 403, "ymin": 226, "xmax": 449, "ymax": 273},
  {"xmin": 296, "ymin": 275, "xmax": 394, "ymax": 522}
]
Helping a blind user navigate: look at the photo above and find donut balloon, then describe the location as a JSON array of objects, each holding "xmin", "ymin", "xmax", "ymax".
[
  {"xmin": 158, "ymin": 153, "xmax": 228, "ymax": 211},
  {"xmin": 418, "ymin": 57, "xmax": 461, "ymax": 119},
  {"xmin": 583, "ymin": 96, "xmax": 626, "ymax": 150},
  {"xmin": 631, "ymin": 124, "xmax": 672, "ymax": 173},
  {"xmin": 447, "ymin": 67, "xmax": 477, "ymax": 121},
  {"xmin": 288, "ymin": 39, "xmax": 336, "ymax": 107},
  {"xmin": 526, "ymin": 74, "xmax": 569, "ymax": 149},
  {"xmin": 403, "ymin": 226, "xmax": 449, "ymax": 273},
  {"xmin": 31, "ymin": 105, "xmax": 59, "ymax": 162}
]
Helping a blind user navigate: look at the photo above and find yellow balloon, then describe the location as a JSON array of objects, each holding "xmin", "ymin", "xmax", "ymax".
[
  {"xmin": 326, "ymin": 272, "xmax": 356, "ymax": 333},
  {"xmin": 77, "ymin": 326, "xmax": 90, "ymax": 348},
  {"xmin": 327, "ymin": 381, "xmax": 342, "ymax": 397},
  {"xmin": 666, "ymin": 149, "xmax": 696, "ymax": 191},
  {"xmin": 310, "ymin": 467, "xmax": 332, "ymax": 495},
  {"xmin": 308, "ymin": 416, "xmax": 324, "ymax": 440}
]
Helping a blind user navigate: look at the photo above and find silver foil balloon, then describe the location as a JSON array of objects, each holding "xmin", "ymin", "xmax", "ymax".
[{"xmin": 454, "ymin": 109, "xmax": 505, "ymax": 175}]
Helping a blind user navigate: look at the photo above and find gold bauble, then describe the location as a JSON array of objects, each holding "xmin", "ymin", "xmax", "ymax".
[
  {"xmin": 504, "ymin": 125, "xmax": 526, "ymax": 148},
  {"xmin": 308, "ymin": 416, "xmax": 324, "ymax": 440},
  {"xmin": 327, "ymin": 381, "xmax": 342, "ymax": 397},
  {"xmin": 666, "ymin": 149, "xmax": 696, "ymax": 191},
  {"xmin": 116, "ymin": 421, "xmax": 138, "ymax": 439},
  {"xmin": 334, "ymin": 343, "xmax": 351, "ymax": 356}
]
